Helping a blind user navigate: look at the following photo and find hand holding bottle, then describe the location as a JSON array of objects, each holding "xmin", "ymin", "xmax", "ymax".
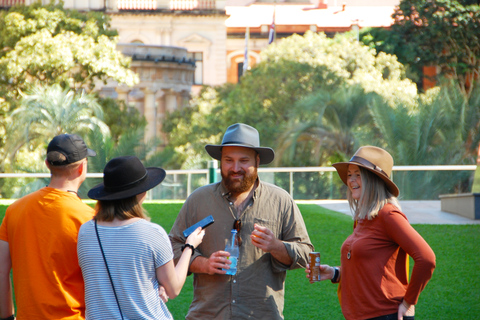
[{"xmin": 223, "ymin": 229, "xmax": 239, "ymax": 275}]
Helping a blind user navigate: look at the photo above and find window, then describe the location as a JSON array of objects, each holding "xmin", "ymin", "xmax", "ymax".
[
  {"xmin": 187, "ymin": 52, "xmax": 203, "ymax": 85},
  {"xmin": 238, "ymin": 62, "xmax": 244, "ymax": 82}
]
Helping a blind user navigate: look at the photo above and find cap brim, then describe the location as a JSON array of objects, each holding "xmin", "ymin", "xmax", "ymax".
[
  {"xmin": 88, "ymin": 167, "xmax": 166, "ymax": 200},
  {"xmin": 333, "ymin": 161, "xmax": 399, "ymax": 197},
  {"xmin": 87, "ymin": 148, "xmax": 96, "ymax": 157},
  {"xmin": 205, "ymin": 144, "xmax": 275, "ymax": 165}
]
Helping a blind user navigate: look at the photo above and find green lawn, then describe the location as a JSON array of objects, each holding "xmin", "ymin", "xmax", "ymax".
[{"xmin": 1, "ymin": 200, "xmax": 479, "ymax": 319}]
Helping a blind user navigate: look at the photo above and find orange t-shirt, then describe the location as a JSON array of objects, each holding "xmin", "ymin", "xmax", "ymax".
[{"xmin": 0, "ymin": 187, "xmax": 95, "ymax": 320}]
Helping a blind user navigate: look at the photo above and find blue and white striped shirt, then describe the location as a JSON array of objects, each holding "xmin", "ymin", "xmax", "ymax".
[{"xmin": 78, "ymin": 219, "xmax": 174, "ymax": 320}]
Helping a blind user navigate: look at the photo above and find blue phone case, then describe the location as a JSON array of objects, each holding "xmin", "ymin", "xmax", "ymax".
[{"xmin": 183, "ymin": 215, "xmax": 214, "ymax": 238}]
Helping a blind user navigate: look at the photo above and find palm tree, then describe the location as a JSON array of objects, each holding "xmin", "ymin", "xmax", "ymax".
[
  {"xmin": 80, "ymin": 126, "xmax": 169, "ymax": 199},
  {"xmin": 369, "ymin": 80, "xmax": 479, "ymax": 199},
  {"xmin": 5, "ymin": 84, "xmax": 110, "ymax": 170},
  {"xmin": 273, "ymin": 85, "xmax": 377, "ymax": 199},
  {"xmin": 275, "ymin": 85, "xmax": 375, "ymax": 167}
]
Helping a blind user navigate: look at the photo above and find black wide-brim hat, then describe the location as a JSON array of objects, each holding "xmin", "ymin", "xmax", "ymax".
[
  {"xmin": 88, "ymin": 156, "xmax": 166, "ymax": 201},
  {"xmin": 205, "ymin": 123, "xmax": 275, "ymax": 165},
  {"xmin": 332, "ymin": 146, "xmax": 399, "ymax": 197}
]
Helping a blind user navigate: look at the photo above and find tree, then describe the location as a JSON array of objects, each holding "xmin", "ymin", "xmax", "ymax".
[
  {"xmin": 359, "ymin": 27, "xmax": 424, "ymax": 89},
  {"xmin": 362, "ymin": 0, "xmax": 480, "ymax": 96},
  {"xmin": 162, "ymin": 31, "xmax": 417, "ymax": 168},
  {"xmin": 98, "ymin": 97, "xmax": 147, "ymax": 144},
  {"xmin": 368, "ymin": 80, "xmax": 480, "ymax": 198},
  {"xmin": 0, "ymin": 1, "xmax": 139, "ymax": 174},
  {"xmin": 4, "ymin": 84, "xmax": 109, "ymax": 171},
  {"xmin": 275, "ymin": 85, "xmax": 376, "ymax": 167},
  {"xmin": 0, "ymin": 1, "xmax": 138, "ymax": 103},
  {"xmin": 261, "ymin": 31, "xmax": 417, "ymax": 108}
]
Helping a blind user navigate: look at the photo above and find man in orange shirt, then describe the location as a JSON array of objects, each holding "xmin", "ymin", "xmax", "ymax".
[{"xmin": 0, "ymin": 134, "xmax": 96, "ymax": 320}]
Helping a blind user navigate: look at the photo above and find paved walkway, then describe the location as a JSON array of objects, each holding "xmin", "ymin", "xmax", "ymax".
[{"xmin": 297, "ymin": 200, "xmax": 480, "ymax": 225}]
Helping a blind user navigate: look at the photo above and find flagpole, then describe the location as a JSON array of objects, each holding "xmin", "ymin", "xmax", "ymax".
[
  {"xmin": 243, "ymin": 26, "xmax": 249, "ymax": 76},
  {"xmin": 268, "ymin": 5, "xmax": 276, "ymax": 45},
  {"xmin": 273, "ymin": 1, "xmax": 276, "ymax": 43}
]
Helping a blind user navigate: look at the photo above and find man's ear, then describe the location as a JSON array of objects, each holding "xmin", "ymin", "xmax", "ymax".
[
  {"xmin": 256, "ymin": 154, "xmax": 260, "ymax": 168},
  {"xmin": 78, "ymin": 160, "xmax": 87, "ymax": 175}
]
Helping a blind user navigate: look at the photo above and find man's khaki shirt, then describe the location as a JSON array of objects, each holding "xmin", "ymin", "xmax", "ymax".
[{"xmin": 169, "ymin": 180, "xmax": 313, "ymax": 319}]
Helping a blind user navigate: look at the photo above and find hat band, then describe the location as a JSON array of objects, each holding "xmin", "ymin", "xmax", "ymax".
[
  {"xmin": 104, "ymin": 172, "xmax": 148, "ymax": 192},
  {"xmin": 350, "ymin": 156, "xmax": 389, "ymax": 178},
  {"xmin": 223, "ymin": 141, "xmax": 256, "ymax": 148}
]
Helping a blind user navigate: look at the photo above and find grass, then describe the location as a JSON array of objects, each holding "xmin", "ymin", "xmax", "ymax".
[{"xmin": 1, "ymin": 200, "xmax": 479, "ymax": 319}]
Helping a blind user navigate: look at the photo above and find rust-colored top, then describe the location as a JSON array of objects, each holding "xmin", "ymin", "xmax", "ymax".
[{"xmin": 339, "ymin": 203, "xmax": 436, "ymax": 320}]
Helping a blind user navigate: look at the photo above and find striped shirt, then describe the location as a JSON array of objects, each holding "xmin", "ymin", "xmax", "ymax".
[{"xmin": 78, "ymin": 219, "xmax": 174, "ymax": 320}]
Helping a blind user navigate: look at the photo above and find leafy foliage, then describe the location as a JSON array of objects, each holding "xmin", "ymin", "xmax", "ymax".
[
  {"xmin": 98, "ymin": 97, "xmax": 147, "ymax": 144},
  {"xmin": 0, "ymin": 1, "xmax": 138, "ymax": 102},
  {"xmin": 0, "ymin": 1, "xmax": 139, "ymax": 172},
  {"xmin": 163, "ymin": 32, "xmax": 416, "ymax": 169},
  {"xmin": 4, "ymin": 84, "xmax": 109, "ymax": 170},
  {"xmin": 276, "ymin": 85, "xmax": 377, "ymax": 167},
  {"xmin": 362, "ymin": 0, "xmax": 480, "ymax": 96},
  {"xmin": 369, "ymin": 79, "xmax": 480, "ymax": 198},
  {"xmin": 161, "ymin": 30, "xmax": 479, "ymax": 198}
]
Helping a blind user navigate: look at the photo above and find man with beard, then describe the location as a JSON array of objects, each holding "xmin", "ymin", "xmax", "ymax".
[{"xmin": 169, "ymin": 123, "xmax": 313, "ymax": 319}]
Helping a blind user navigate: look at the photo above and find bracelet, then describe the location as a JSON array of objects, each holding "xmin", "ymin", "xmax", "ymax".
[
  {"xmin": 0, "ymin": 315, "xmax": 15, "ymax": 320},
  {"xmin": 331, "ymin": 267, "xmax": 340, "ymax": 283},
  {"xmin": 181, "ymin": 243, "xmax": 195, "ymax": 254}
]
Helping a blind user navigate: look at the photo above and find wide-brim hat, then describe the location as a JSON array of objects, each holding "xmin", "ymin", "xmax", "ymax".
[
  {"xmin": 205, "ymin": 123, "xmax": 275, "ymax": 165},
  {"xmin": 88, "ymin": 156, "xmax": 166, "ymax": 201},
  {"xmin": 332, "ymin": 146, "xmax": 399, "ymax": 197}
]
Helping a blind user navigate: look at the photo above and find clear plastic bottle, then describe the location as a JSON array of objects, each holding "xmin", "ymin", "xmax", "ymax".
[{"xmin": 223, "ymin": 229, "xmax": 239, "ymax": 275}]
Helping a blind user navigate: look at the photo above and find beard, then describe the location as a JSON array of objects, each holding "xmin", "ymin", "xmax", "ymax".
[{"xmin": 222, "ymin": 166, "xmax": 258, "ymax": 195}]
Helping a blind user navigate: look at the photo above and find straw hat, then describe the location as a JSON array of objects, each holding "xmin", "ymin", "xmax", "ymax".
[
  {"xmin": 88, "ymin": 156, "xmax": 166, "ymax": 201},
  {"xmin": 205, "ymin": 123, "xmax": 275, "ymax": 165},
  {"xmin": 332, "ymin": 146, "xmax": 399, "ymax": 197}
]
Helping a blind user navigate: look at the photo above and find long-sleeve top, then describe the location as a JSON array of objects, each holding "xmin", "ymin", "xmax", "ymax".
[
  {"xmin": 169, "ymin": 179, "xmax": 313, "ymax": 319},
  {"xmin": 339, "ymin": 203, "xmax": 436, "ymax": 320}
]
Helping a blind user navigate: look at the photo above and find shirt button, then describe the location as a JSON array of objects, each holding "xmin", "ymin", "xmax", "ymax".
[
  {"xmin": 232, "ymin": 300, "xmax": 236, "ymax": 303},
  {"xmin": 233, "ymin": 279, "xmax": 236, "ymax": 283},
  {"xmin": 229, "ymin": 202, "xmax": 233, "ymax": 205}
]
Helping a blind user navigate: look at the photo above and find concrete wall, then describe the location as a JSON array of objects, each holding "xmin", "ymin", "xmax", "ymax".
[{"xmin": 439, "ymin": 193, "xmax": 480, "ymax": 220}]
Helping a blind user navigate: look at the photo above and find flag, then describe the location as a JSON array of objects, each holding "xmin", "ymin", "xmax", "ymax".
[
  {"xmin": 268, "ymin": 11, "xmax": 275, "ymax": 44},
  {"xmin": 243, "ymin": 27, "xmax": 249, "ymax": 75}
]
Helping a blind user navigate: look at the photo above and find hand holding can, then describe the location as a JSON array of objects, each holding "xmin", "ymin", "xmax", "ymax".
[{"xmin": 309, "ymin": 252, "xmax": 321, "ymax": 282}]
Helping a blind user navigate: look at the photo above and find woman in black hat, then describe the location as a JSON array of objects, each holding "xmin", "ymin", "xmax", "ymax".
[
  {"xmin": 306, "ymin": 146, "xmax": 436, "ymax": 320},
  {"xmin": 77, "ymin": 156, "xmax": 204, "ymax": 320}
]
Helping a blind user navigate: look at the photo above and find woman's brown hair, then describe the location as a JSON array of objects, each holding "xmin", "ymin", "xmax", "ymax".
[{"xmin": 94, "ymin": 195, "xmax": 148, "ymax": 222}]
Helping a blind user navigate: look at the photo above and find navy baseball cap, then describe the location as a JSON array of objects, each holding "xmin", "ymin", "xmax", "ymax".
[{"xmin": 47, "ymin": 134, "xmax": 96, "ymax": 165}]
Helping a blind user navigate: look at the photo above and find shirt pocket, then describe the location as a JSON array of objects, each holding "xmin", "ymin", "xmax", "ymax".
[{"xmin": 253, "ymin": 217, "xmax": 279, "ymax": 238}]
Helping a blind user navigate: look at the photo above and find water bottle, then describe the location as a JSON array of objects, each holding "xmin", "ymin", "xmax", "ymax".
[{"xmin": 223, "ymin": 229, "xmax": 239, "ymax": 275}]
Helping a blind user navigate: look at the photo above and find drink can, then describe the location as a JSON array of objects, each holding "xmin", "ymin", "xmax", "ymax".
[{"xmin": 309, "ymin": 252, "xmax": 321, "ymax": 282}]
